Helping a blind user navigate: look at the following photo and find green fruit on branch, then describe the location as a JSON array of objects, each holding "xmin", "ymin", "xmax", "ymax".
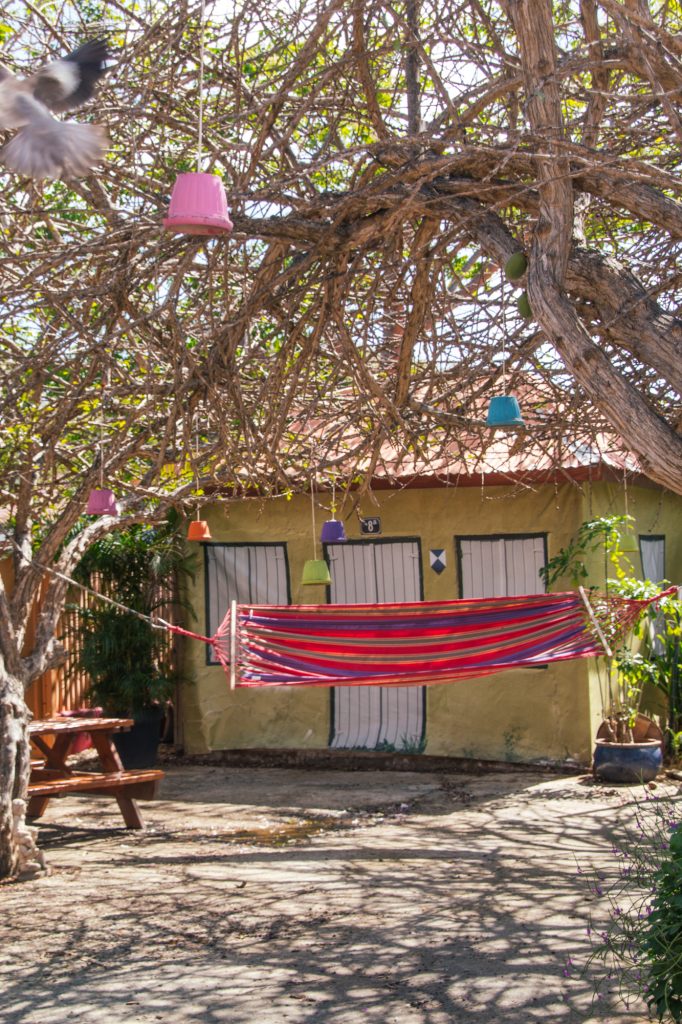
[{"xmin": 504, "ymin": 252, "xmax": 528, "ymax": 281}]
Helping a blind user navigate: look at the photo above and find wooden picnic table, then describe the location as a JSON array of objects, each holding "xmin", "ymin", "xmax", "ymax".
[{"xmin": 28, "ymin": 717, "xmax": 164, "ymax": 829}]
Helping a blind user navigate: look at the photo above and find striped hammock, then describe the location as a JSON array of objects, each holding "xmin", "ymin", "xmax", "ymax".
[{"xmin": 169, "ymin": 587, "xmax": 674, "ymax": 689}]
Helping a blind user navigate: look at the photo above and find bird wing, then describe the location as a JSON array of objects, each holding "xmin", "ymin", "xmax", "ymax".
[
  {"xmin": 0, "ymin": 70, "xmax": 25, "ymax": 130},
  {"xmin": 28, "ymin": 38, "xmax": 109, "ymax": 113},
  {"xmin": 1, "ymin": 93, "xmax": 108, "ymax": 178}
]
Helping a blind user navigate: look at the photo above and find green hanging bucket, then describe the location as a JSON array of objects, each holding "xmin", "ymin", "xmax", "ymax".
[{"xmin": 301, "ymin": 559, "xmax": 332, "ymax": 586}]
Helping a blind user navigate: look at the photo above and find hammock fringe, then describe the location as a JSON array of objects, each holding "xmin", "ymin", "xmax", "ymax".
[{"xmin": 578, "ymin": 586, "xmax": 613, "ymax": 658}]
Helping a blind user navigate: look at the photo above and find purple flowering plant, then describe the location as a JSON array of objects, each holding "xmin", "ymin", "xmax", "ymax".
[{"xmin": 575, "ymin": 788, "xmax": 682, "ymax": 1021}]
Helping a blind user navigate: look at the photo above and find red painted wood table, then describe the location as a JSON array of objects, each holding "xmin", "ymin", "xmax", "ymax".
[{"xmin": 28, "ymin": 717, "xmax": 164, "ymax": 829}]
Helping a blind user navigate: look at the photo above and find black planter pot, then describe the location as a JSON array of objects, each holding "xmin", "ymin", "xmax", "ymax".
[{"xmin": 113, "ymin": 707, "xmax": 163, "ymax": 769}]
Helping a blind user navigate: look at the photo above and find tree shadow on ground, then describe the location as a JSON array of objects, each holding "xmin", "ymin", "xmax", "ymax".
[{"xmin": 4, "ymin": 770, "xmax": 671, "ymax": 1024}]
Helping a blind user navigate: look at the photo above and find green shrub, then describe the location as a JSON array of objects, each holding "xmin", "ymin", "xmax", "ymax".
[
  {"xmin": 643, "ymin": 825, "xmax": 682, "ymax": 1021},
  {"xmin": 577, "ymin": 790, "xmax": 682, "ymax": 1022},
  {"xmin": 72, "ymin": 516, "xmax": 194, "ymax": 715},
  {"xmin": 77, "ymin": 603, "xmax": 177, "ymax": 715}
]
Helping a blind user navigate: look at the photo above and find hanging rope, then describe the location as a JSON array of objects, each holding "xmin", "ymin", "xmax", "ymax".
[
  {"xmin": 98, "ymin": 372, "xmax": 107, "ymax": 488},
  {"xmin": 309, "ymin": 480, "xmax": 318, "ymax": 558},
  {"xmin": 10, "ymin": 540, "xmax": 167, "ymax": 630},
  {"xmin": 330, "ymin": 475, "xmax": 337, "ymax": 518},
  {"xmin": 194, "ymin": 417, "xmax": 201, "ymax": 522},
  {"xmin": 197, "ymin": 0, "xmax": 206, "ymax": 173},
  {"xmin": 500, "ymin": 274, "xmax": 507, "ymax": 391}
]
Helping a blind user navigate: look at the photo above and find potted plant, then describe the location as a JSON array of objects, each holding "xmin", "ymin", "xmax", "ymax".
[
  {"xmin": 72, "ymin": 514, "xmax": 194, "ymax": 768},
  {"xmin": 606, "ymin": 579, "xmax": 682, "ymax": 759},
  {"xmin": 540, "ymin": 516, "xmax": 676, "ymax": 783}
]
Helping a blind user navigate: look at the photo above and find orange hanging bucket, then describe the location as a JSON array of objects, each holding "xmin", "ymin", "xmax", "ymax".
[{"xmin": 187, "ymin": 519, "xmax": 212, "ymax": 541}]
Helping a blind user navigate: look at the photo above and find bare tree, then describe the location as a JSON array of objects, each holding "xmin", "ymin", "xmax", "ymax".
[{"xmin": 0, "ymin": 0, "xmax": 680, "ymax": 877}]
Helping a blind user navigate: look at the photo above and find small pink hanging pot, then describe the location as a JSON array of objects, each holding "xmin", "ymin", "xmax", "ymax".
[
  {"xmin": 163, "ymin": 172, "xmax": 233, "ymax": 236},
  {"xmin": 86, "ymin": 488, "xmax": 119, "ymax": 516}
]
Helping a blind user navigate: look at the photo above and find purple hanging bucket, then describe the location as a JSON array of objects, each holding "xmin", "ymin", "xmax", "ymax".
[{"xmin": 320, "ymin": 519, "xmax": 347, "ymax": 543}]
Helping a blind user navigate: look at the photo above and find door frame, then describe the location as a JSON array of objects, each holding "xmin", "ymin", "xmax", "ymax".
[{"xmin": 322, "ymin": 535, "xmax": 425, "ymax": 603}]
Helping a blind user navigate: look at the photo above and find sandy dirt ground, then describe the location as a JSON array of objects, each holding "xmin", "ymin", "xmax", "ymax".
[{"xmin": 2, "ymin": 763, "xmax": 680, "ymax": 1024}]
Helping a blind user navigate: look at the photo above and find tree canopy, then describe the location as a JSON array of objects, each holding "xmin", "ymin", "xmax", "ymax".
[
  {"xmin": 1, "ymin": 0, "xmax": 681, "ymax": 678},
  {"xmin": 1, "ymin": 0, "xmax": 681, "ymax": 882}
]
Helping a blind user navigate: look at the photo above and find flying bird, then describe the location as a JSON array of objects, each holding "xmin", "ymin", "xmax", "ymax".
[{"xmin": 0, "ymin": 38, "xmax": 110, "ymax": 179}]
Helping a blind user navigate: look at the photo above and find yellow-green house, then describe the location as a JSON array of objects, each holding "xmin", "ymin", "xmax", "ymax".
[{"xmin": 179, "ymin": 460, "xmax": 681, "ymax": 766}]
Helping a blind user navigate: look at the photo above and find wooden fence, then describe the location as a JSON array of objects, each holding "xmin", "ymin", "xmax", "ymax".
[
  {"xmin": 25, "ymin": 589, "xmax": 93, "ymax": 718},
  {"xmin": 25, "ymin": 583, "xmax": 181, "ymax": 726}
]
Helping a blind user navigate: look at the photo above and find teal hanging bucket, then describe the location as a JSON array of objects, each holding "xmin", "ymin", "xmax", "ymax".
[{"xmin": 486, "ymin": 395, "xmax": 525, "ymax": 428}]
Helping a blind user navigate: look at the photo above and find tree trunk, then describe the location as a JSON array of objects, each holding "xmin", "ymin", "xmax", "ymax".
[
  {"xmin": 0, "ymin": 669, "xmax": 46, "ymax": 881},
  {"xmin": 510, "ymin": 0, "xmax": 682, "ymax": 495}
]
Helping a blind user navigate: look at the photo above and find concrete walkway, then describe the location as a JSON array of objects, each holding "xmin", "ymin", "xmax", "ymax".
[{"xmin": 2, "ymin": 764, "xmax": 674, "ymax": 1023}]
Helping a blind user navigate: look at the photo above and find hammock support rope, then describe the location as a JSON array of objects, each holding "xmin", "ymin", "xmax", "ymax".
[{"xmin": 167, "ymin": 587, "xmax": 676, "ymax": 689}]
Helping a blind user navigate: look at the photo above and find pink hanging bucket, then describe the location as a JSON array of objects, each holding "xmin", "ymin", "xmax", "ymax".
[
  {"xmin": 163, "ymin": 172, "xmax": 233, "ymax": 236},
  {"xmin": 58, "ymin": 707, "xmax": 103, "ymax": 754},
  {"xmin": 86, "ymin": 488, "xmax": 119, "ymax": 516}
]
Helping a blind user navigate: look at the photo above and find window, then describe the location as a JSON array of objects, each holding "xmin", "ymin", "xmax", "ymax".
[
  {"xmin": 639, "ymin": 536, "xmax": 666, "ymax": 655},
  {"xmin": 456, "ymin": 534, "xmax": 547, "ymax": 598},
  {"xmin": 204, "ymin": 543, "xmax": 290, "ymax": 664},
  {"xmin": 639, "ymin": 536, "xmax": 665, "ymax": 583}
]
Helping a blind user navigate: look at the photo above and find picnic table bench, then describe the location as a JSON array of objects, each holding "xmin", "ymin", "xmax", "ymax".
[{"xmin": 28, "ymin": 717, "xmax": 164, "ymax": 829}]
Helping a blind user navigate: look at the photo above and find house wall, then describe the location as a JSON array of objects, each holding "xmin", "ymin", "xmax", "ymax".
[{"xmin": 180, "ymin": 479, "xmax": 682, "ymax": 764}]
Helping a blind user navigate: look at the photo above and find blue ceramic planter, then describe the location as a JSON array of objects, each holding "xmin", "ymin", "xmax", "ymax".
[{"xmin": 593, "ymin": 739, "xmax": 663, "ymax": 784}]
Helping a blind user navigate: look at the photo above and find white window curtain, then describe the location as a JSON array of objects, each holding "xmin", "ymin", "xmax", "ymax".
[
  {"xmin": 639, "ymin": 536, "xmax": 665, "ymax": 583},
  {"xmin": 457, "ymin": 535, "xmax": 547, "ymax": 598}
]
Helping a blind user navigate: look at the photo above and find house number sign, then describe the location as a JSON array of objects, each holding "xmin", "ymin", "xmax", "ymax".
[{"xmin": 360, "ymin": 517, "xmax": 382, "ymax": 535}]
